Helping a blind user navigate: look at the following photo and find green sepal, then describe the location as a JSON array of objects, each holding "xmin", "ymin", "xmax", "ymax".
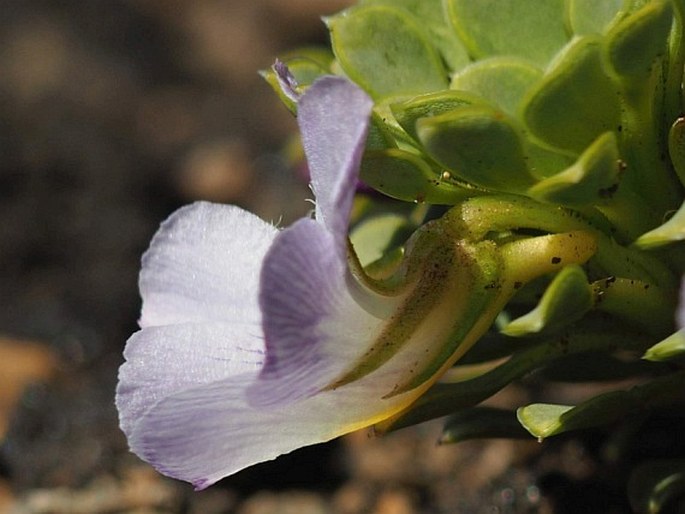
[
  {"xmin": 643, "ymin": 329, "xmax": 685, "ymax": 361},
  {"xmin": 527, "ymin": 132, "xmax": 622, "ymax": 206},
  {"xmin": 628, "ymin": 460, "xmax": 685, "ymax": 514},
  {"xmin": 565, "ymin": 0, "xmax": 627, "ymax": 35},
  {"xmin": 416, "ymin": 105, "xmax": 535, "ymax": 192},
  {"xmin": 522, "ymin": 36, "xmax": 621, "ymax": 153},
  {"xmin": 390, "ymin": 90, "xmax": 484, "ymax": 142},
  {"xmin": 604, "ymin": 0, "xmax": 673, "ymax": 78},
  {"xmin": 517, "ymin": 371, "xmax": 685, "ymax": 439},
  {"xmin": 328, "ymin": 5, "xmax": 447, "ymax": 100},
  {"xmin": 634, "ymin": 199, "xmax": 685, "ymax": 249},
  {"xmin": 445, "ymin": 0, "xmax": 568, "ymax": 67},
  {"xmin": 359, "ymin": 148, "xmax": 483, "ymax": 204},
  {"xmin": 450, "ymin": 56, "xmax": 543, "ymax": 116},
  {"xmin": 440, "ymin": 407, "xmax": 530, "ymax": 444},
  {"xmin": 377, "ymin": 319, "xmax": 649, "ymax": 433},
  {"xmin": 501, "ymin": 265, "xmax": 592, "ymax": 337},
  {"xmin": 359, "ymin": 0, "xmax": 470, "ymax": 71},
  {"xmin": 325, "ymin": 228, "xmax": 504, "ymax": 395}
]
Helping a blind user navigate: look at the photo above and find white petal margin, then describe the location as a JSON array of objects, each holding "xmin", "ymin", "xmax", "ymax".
[
  {"xmin": 139, "ymin": 202, "xmax": 277, "ymax": 328},
  {"xmin": 117, "ymin": 322, "xmax": 265, "ymax": 436},
  {"xmin": 127, "ymin": 359, "xmax": 419, "ymax": 490}
]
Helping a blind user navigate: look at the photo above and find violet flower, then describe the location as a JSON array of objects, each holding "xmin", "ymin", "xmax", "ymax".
[{"xmin": 116, "ymin": 77, "xmax": 458, "ymax": 489}]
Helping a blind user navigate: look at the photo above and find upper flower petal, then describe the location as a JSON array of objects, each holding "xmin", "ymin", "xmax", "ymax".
[
  {"xmin": 139, "ymin": 202, "xmax": 277, "ymax": 328},
  {"xmin": 299, "ymin": 76, "xmax": 373, "ymax": 245},
  {"xmin": 250, "ymin": 217, "xmax": 383, "ymax": 406},
  {"xmin": 247, "ymin": 78, "xmax": 384, "ymax": 406}
]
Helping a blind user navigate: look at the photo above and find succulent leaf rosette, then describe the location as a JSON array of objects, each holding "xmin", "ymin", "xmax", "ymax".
[{"xmin": 118, "ymin": 0, "xmax": 685, "ymax": 506}]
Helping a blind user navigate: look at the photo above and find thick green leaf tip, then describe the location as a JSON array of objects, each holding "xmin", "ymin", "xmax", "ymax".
[
  {"xmin": 446, "ymin": 0, "xmax": 568, "ymax": 67},
  {"xmin": 634, "ymin": 200, "xmax": 685, "ymax": 248},
  {"xmin": 604, "ymin": 0, "xmax": 673, "ymax": 78},
  {"xmin": 643, "ymin": 329, "xmax": 685, "ymax": 361},
  {"xmin": 527, "ymin": 131, "xmax": 622, "ymax": 205},
  {"xmin": 501, "ymin": 264, "xmax": 592, "ymax": 336},
  {"xmin": 516, "ymin": 403, "xmax": 574, "ymax": 440},
  {"xmin": 417, "ymin": 105, "xmax": 535, "ymax": 192},
  {"xmin": 522, "ymin": 36, "xmax": 621, "ymax": 153},
  {"xmin": 450, "ymin": 56, "xmax": 543, "ymax": 116}
]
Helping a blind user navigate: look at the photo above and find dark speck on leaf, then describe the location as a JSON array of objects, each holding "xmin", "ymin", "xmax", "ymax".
[{"xmin": 551, "ymin": 257, "xmax": 561, "ymax": 264}]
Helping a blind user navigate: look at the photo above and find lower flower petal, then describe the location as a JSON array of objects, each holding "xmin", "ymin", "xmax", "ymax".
[
  {"xmin": 140, "ymin": 202, "xmax": 277, "ymax": 327},
  {"xmin": 116, "ymin": 322, "xmax": 264, "ymax": 436},
  {"xmin": 127, "ymin": 369, "xmax": 420, "ymax": 490}
]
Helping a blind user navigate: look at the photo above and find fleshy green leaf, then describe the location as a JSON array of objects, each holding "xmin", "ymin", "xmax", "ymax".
[
  {"xmin": 390, "ymin": 89, "xmax": 483, "ymax": 142},
  {"xmin": 643, "ymin": 329, "xmax": 685, "ymax": 361},
  {"xmin": 634, "ymin": 200, "xmax": 685, "ymax": 249},
  {"xmin": 440, "ymin": 407, "xmax": 530, "ymax": 444},
  {"xmin": 517, "ymin": 372, "xmax": 685, "ymax": 439},
  {"xmin": 360, "ymin": 148, "xmax": 481, "ymax": 204},
  {"xmin": 417, "ymin": 105, "xmax": 535, "ymax": 191},
  {"xmin": 450, "ymin": 56, "xmax": 543, "ymax": 116},
  {"xmin": 501, "ymin": 265, "xmax": 592, "ymax": 336},
  {"xmin": 377, "ymin": 325, "xmax": 650, "ymax": 432},
  {"xmin": 445, "ymin": 0, "xmax": 568, "ymax": 67},
  {"xmin": 328, "ymin": 5, "xmax": 448, "ymax": 99},
  {"xmin": 527, "ymin": 132, "xmax": 622, "ymax": 205},
  {"xmin": 359, "ymin": 0, "xmax": 471, "ymax": 71},
  {"xmin": 516, "ymin": 403, "xmax": 575, "ymax": 439},
  {"xmin": 565, "ymin": 0, "xmax": 626, "ymax": 35},
  {"xmin": 522, "ymin": 36, "xmax": 621, "ymax": 153},
  {"xmin": 604, "ymin": 0, "xmax": 673, "ymax": 78}
]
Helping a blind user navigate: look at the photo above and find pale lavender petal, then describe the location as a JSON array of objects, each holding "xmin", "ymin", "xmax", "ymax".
[
  {"xmin": 127, "ymin": 367, "xmax": 419, "ymax": 490},
  {"xmin": 140, "ymin": 202, "xmax": 277, "ymax": 328},
  {"xmin": 299, "ymin": 77, "xmax": 373, "ymax": 244},
  {"xmin": 116, "ymin": 321, "xmax": 264, "ymax": 436},
  {"xmin": 250, "ymin": 217, "xmax": 382, "ymax": 406},
  {"xmin": 678, "ymin": 277, "xmax": 685, "ymax": 329},
  {"xmin": 273, "ymin": 59, "xmax": 300, "ymax": 102}
]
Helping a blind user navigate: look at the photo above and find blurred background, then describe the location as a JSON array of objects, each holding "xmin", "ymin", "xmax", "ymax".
[{"xmin": 0, "ymin": 1, "xmax": 632, "ymax": 513}]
